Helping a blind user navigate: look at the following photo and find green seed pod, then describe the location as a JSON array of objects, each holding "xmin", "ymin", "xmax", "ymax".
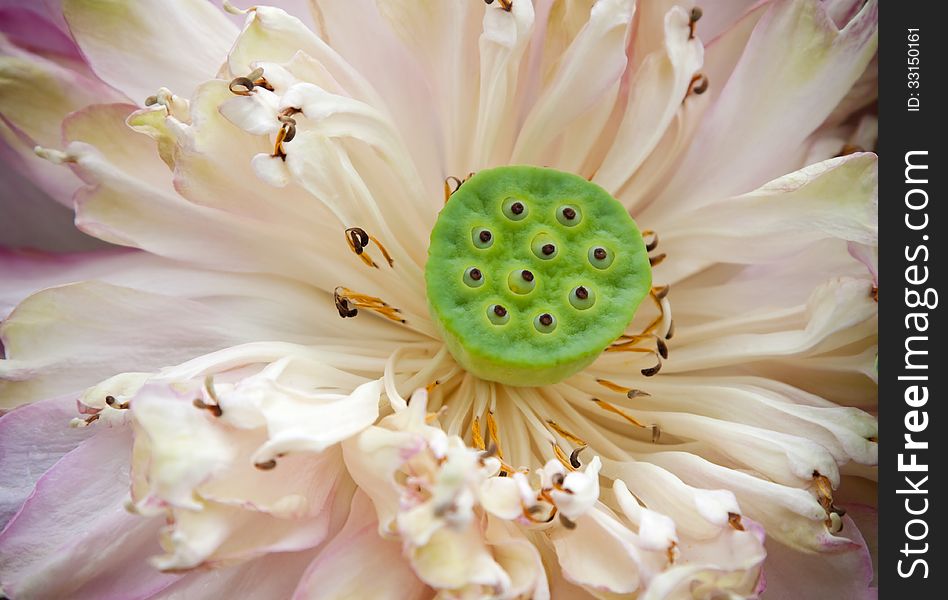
[{"xmin": 425, "ymin": 165, "xmax": 652, "ymax": 386}]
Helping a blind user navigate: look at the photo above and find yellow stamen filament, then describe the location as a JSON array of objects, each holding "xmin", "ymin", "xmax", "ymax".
[
  {"xmin": 595, "ymin": 378, "xmax": 651, "ymax": 399},
  {"xmin": 471, "ymin": 416, "xmax": 487, "ymax": 451},
  {"xmin": 486, "ymin": 411, "xmax": 505, "ymax": 460},
  {"xmin": 443, "ymin": 172, "xmax": 476, "ymax": 204},
  {"xmin": 334, "ymin": 287, "xmax": 405, "ymax": 323},
  {"xmin": 592, "ymin": 398, "xmax": 649, "ymax": 429},
  {"xmin": 546, "ymin": 420, "xmax": 588, "ymax": 448},
  {"xmin": 552, "ymin": 443, "xmax": 576, "ymax": 472}
]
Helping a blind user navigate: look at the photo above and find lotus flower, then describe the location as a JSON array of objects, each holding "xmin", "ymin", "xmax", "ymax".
[{"xmin": 0, "ymin": 0, "xmax": 877, "ymax": 598}]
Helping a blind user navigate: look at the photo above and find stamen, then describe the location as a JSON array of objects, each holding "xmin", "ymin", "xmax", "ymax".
[
  {"xmin": 595, "ymin": 378, "xmax": 651, "ymax": 399},
  {"xmin": 612, "ymin": 334, "xmax": 668, "ymax": 359},
  {"xmin": 254, "ymin": 459, "xmax": 278, "ymax": 470},
  {"xmin": 813, "ymin": 472, "xmax": 845, "ymax": 532},
  {"xmin": 144, "ymin": 95, "xmax": 159, "ymax": 107},
  {"xmin": 569, "ymin": 446, "xmax": 586, "ymax": 469},
  {"xmin": 344, "ymin": 227, "xmax": 394, "ymax": 268},
  {"xmin": 546, "ymin": 420, "xmax": 589, "ymax": 447},
  {"xmin": 552, "ymin": 444, "xmax": 576, "ymax": 472},
  {"xmin": 649, "ymin": 253, "xmax": 667, "ymax": 268},
  {"xmin": 486, "ymin": 411, "xmax": 505, "ymax": 460},
  {"xmin": 727, "ymin": 512, "xmax": 745, "ymax": 531},
  {"xmin": 104, "ymin": 395, "xmax": 131, "ymax": 410},
  {"xmin": 603, "ymin": 344, "xmax": 663, "ymax": 376},
  {"xmin": 228, "ymin": 76, "xmax": 255, "ymax": 96},
  {"xmin": 642, "ymin": 229, "xmax": 659, "ymax": 253},
  {"xmin": 592, "ymin": 397, "xmax": 650, "ymax": 429},
  {"xmin": 192, "ymin": 398, "xmax": 223, "ymax": 417},
  {"xmin": 443, "ymin": 172, "xmax": 476, "ymax": 204},
  {"xmin": 870, "ymin": 285, "xmax": 879, "ymax": 302},
  {"xmin": 333, "ymin": 287, "xmax": 405, "ymax": 323},
  {"xmin": 689, "ymin": 7, "xmax": 703, "ymax": 40},
  {"xmin": 687, "ymin": 74, "xmax": 709, "ymax": 98},
  {"xmin": 485, "ymin": 0, "xmax": 513, "ymax": 12},
  {"xmin": 559, "ymin": 513, "xmax": 578, "ymax": 529}
]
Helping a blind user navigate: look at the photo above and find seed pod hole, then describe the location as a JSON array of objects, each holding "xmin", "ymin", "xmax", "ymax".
[
  {"xmin": 508, "ymin": 269, "xmax": 536, "ymax": 294},
  {"xmin": 534, "ymin": 312, "xmax": 557, "ymax": 333},
  {"xmin": 531, "ymin": 233, "xmax": 558, "ymax": 260},
  {"xmin": 464, "ymin": 267, "xmax": 485, "ymax": 288},
  {"xmin": 488, "ymin": 304, "xmax": 510, "ymax": 325},
  {"xmin": 502, "ymin": 197, "xmax": 528, "ymax": 221},
  {"xmin": 588, "ymin": 246, "xmax": 614, "ymax": 269},
  {"xmin": 557, "ymin": 205, "xmax": 582, "ymax": 226},
  {"xmin": 473, "ymin": 227, "xmax": 494, "ymax": 249},
  {"xmin": 569, "ymin": 286, "xmax": 596, "ymax": 310}
]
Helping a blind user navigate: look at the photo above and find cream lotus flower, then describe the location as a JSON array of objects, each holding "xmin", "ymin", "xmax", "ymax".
[{"xmin": 0, "ymin": 0, "xmax": 877, "ymax": 598}]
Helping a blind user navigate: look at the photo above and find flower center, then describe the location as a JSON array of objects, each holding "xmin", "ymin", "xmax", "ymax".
[{"xmin": 425, "ymin": 166, "xmax": 652, "ymax": 386}]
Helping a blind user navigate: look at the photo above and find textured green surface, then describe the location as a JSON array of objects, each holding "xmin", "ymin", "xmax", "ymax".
[{"xmin": 426, "ymin": 166, "xmax": 651, "ymax": 386}]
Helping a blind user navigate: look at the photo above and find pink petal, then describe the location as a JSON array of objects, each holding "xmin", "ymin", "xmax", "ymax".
[
  {"xmin": 0, "ymin": 393, "xmax": 90, "ymax": 526},
  {"xmin": 0, "ymin": 426, "xmax": 178, "ymax": 599},
  {"xmin": 293, "ymin": 491, "xmax": 430, "ymax": 600},
  {"xmin": 62, "ymin": 0, "xmax": 238, "ymax": 102},
  {"xmin": 761, "ymin": 515, "xmax": 874, "ymax": 599}
]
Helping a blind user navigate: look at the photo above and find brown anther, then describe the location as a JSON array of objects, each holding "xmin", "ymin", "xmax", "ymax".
[
  {"xmin": 255, "ymin": 459, "xmax": 278, "ymax": 470},
  {"xmin": 346, "ymin": 227, "xmax": 370, "ymax": 255},
  {"xmin": 575, "ymin": 286, "xmax": 589, "ymax": 300},
  {"xmin": 539, "ymin": 313, "xmax": 553, "ymax": 326},
  {"xmin": 333, "ymin": 287, "xmax": 404, "ymax": 323},
  {"xmin": 559, "ymin": 514, "xmax": 577, "ymax": 530},
  {"xmin": 689, "ymin": 7, "xmax": 703, "ymax": 39},
  {"xmin": 656, "ymin": 337, "xmax": 669, "ymax": 360},
  {"xmin": 552, "ymin": 472, "xmax": 566, "ymax": 488},
  {"xmin": 510, "ymin": 201, "xmax": 524, "ymax": 215},
  {"xmin": 593, "ymin": 247, "xmax": 607, "ymax": 260},
  {"xmin": 192, "ymin": 398, "xmax": 223, "ymax": 417},
  {"xmin": 542, "ymin": 243, "xmax": 555, "ymax": 255},
  {"xmin": 494, "ymin": 305, "xmax": 508, "ymax": 317},
  {"xmin": 569, "ymin": 446, "xmax": 586, "ymax": 469},
  {"xmin": 870, "ymin": 285, "xmax": 879, "ymax": 302},
  {"xmin": 144, "ymin": 95, "xmax": 159, "ymax": 107},
  {"xmin": 562, "ymin": 207, "xmax": 577, "ymax": 220},
  {"xmin": 651, "ymin": 424, "xmax": 662, "ymax": 443},
  {"xmin": 228, "ymin": 76, "xmax": 255, "ymax": 96},
  {"xmin": 104, "ymin": 394, "xmax": 130, "ymax": 410},
  {"xmin": 521, "ymin": 269, "xmax": 534, "ymax": 282},
  {"xmin": 652, "ymin": 284, "xmax": 670, "ymax": 300},
  {"xmin": 644, "ymin": 230, "xmax": 660, "ymax": 252},
  {"xmin": 641, "ymin": 359, "xmax": 662, "ymax": 377},
  {"xmin": 649, "ymin": 253, "xmax": 667, "ymax": 267},
  {"xmin": 469, "ymin": 268, "xmax": 483, "ymax": 281},
  {"xmin": 688, "ymin": 74, "xmax": 709, "ymax": 97},
  {"xmin": 485, "ymin": 0, "xmax": 513, "ymax": 12},
  {"xmin": 667, "ymin": 541, "xmax": 678, "ymax": 564},
  {"xmin": 727, "ymin": 512, "xmax": 745, "ymax": 531}
]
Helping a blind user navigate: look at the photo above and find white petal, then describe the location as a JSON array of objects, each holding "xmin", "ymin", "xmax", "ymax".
[{"xmin": 63, "ymin": 0, "xmax": 238, "ymax": 101}]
